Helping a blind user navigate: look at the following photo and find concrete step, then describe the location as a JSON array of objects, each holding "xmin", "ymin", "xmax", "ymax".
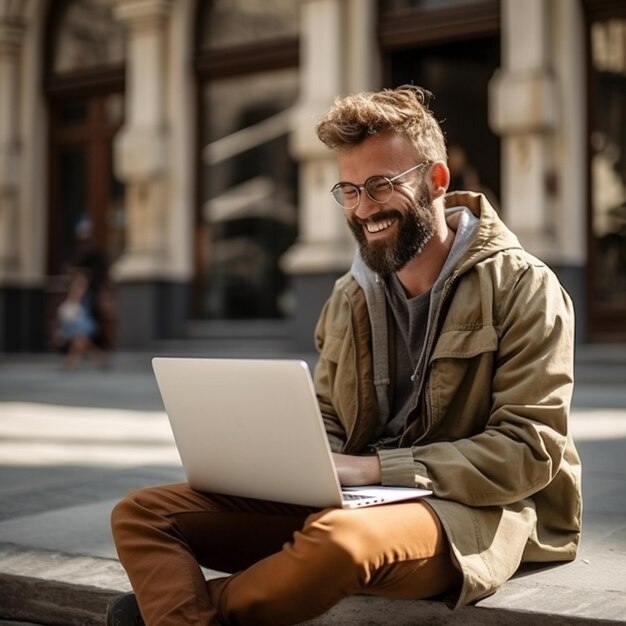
[
  {"xmin": 1, "ymin": 544, "xmax": 625, "ymax": 626},
  {"xmin": 0, "ymin": 545, "xmax": 127, "ymax": 626}
]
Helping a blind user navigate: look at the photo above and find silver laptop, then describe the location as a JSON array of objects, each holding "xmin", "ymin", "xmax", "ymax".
[{"xmin": 152, "ymin": 357, "xmax": 431, "ymax": 509}]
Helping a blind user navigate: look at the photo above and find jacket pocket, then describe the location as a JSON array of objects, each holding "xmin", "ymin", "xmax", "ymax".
[
  {"xmin": 430, "ymin": 325, "xmax": 498, "ymax": 361},
  {"xmin": 426, "ymin": 325, "xmax": 499, "ymax": 438}
]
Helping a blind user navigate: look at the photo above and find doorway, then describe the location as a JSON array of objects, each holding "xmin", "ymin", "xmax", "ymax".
[
  {"xmin": 44, "ymin": 0, "xmax": 126, "ymax": 348},
  {"xmin": 47, "ymin": 93, "xmax": 125, "ymax": 275},
  {"xmin": 387, "ymin": 38, "xmax": 500, "ymax": 207},
  {"xmin": 585, "ymin": 2, "xmax": 626, "ymax": 340},
  {"xmin": 379, "ymin": 1, "xmax": 501, "ymax": 208}
]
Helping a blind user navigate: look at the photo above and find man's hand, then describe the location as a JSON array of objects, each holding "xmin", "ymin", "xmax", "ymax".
[{"xmin": 332, "ymin": 453, "xmax": 382, "ymax": 486}]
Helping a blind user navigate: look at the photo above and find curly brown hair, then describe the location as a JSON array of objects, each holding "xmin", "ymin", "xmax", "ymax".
[{"xmin": 316, "ymin": 85, "xmax": 447, "ymax": 162}]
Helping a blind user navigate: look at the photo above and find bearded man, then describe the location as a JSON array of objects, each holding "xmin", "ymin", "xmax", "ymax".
[{"xmin": 108, "ymin": 86, "xmax": 582, "ymax": 626}]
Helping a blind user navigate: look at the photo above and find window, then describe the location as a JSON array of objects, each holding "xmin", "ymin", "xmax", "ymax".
[
  {"xmin": 194, "ymin": 1, "xmax": 299, "ymax": 320},
  {"xmin": 199, "ymin": 0, "xmax": 298, "ymax": 51},
  {"xmin": 380, "ymin": 0, "xmax": 481, "ymax": 14},
  {"xmin": 48, "ymin": 0, "xmax": 125, "ymax": 76}
]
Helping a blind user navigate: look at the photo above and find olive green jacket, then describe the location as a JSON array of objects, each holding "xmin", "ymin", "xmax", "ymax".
[{"xmin": 313, "ymin": 192, "xmax": 582, "ymax": 606}]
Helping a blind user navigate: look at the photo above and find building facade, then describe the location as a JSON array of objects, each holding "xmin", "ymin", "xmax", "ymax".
[{"xmin": 0, "ymin": 0, "xmax": 624, "ymax": 353}]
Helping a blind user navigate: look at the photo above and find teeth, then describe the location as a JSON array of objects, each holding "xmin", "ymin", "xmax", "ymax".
[{"xmin": 366, "ymin": 218, "xmax": 394, "ymax": 233}]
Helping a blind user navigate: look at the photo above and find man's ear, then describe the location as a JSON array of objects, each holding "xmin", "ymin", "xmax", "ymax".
[{"xmin": 428, "ymin": 161, "xmax": 450, "ymax": 199}]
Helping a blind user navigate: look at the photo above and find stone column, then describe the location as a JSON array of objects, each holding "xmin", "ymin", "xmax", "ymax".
[
  {"xmin": 489, "ymin": 0, "xmax": 558, "ymax": 258},
  {"xmin": 489, "ymin": 0, "xmax": 587, "ymax": 339},
  {"xmin": 284, "ymin": 0, "xmax": 380, "ymax": 351},
  {"xmin": 0, "ymin": 6, "xmax": 24, "ymax": 281},
  {"xmin": 112, "ymin": 0, "xmax": 186, "ymax": 347},
  {"xmin": 113, "ymin": 0, "xmax": 170, "ymax": 276},
  {"xmin": 546, "ymin": 0, "xmax": 587, "ymax": 338},
  {"xmin": 0, "ymin": 4, "xmax": 44, "ymax": 352}
]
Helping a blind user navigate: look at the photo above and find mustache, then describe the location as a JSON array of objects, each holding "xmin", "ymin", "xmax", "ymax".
[{"xmin": 350, "ymin": 209, "xmax": 403, "ymax": 227}]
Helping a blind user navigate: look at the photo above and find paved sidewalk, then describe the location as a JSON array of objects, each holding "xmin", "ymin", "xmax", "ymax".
[{"xmin": 1, "ymin": 344, "xmax": 626, "ymax": 624}]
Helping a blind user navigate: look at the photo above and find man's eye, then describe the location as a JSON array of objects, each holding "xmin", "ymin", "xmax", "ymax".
[{"xmin": 368, "ymin": 178, "xmax": 390, "ymax": 193}]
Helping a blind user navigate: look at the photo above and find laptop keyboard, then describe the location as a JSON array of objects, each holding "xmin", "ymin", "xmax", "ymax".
[{"xmin": 342, "ymin": 492, "xmax": 371, "ymax": 500}]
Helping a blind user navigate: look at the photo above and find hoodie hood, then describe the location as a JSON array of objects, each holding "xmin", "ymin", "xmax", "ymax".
[{"xmin": 444, "ymin": 191, "xmax": 523, "ymax": 275}]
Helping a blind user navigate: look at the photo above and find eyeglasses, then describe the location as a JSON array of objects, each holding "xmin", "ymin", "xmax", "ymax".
[{"xmin": 330, "ymin": 161, "xmax": 430, "ymax": 210}]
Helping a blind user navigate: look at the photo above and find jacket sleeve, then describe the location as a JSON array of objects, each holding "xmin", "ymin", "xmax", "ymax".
[
  {"xmin": 314, "ymin": 296, "xmax": 349, "ymax": 453},
  {"xmin": 378, "ymin": 263, "xmax": 575, "ymax": 507}
]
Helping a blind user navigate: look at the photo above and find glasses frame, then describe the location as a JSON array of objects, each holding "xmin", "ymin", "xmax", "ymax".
[{"xmin": 330, "ymin": 161, "xmax": 430, "ymax": 210}]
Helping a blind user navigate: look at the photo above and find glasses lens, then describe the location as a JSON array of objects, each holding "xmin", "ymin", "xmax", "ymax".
[
  {"xmin": 332, "ymin": 183, "xmax": 360, "ymax": 209},
  {"xmin": 365, "ymin": 176, "xmax": 393, "ymax": 203}
]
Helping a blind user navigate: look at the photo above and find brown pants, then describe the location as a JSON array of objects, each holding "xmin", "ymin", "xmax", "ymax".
[{"xmin": 111, "ymin": 483, "xmax": 461, "ymax": 626}]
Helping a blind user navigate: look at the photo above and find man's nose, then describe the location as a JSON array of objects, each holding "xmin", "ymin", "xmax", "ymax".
[{"xmin": 353, "ymin": 191, "xmax": 382, "ymax": 220}]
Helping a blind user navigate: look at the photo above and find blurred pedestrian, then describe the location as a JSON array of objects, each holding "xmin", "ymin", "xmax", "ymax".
[
  {"xmin": 448, "ymin": 144, "xmax": 499, "ymax": 210},
  {"xmin": 56, "ymin": 268, "xmax": 106, "ymax": 369},
  {"xmin": 70, "ymin": 217, "xmax": 117, "ymax": 352}
]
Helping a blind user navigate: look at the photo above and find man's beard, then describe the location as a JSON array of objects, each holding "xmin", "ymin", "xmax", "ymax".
[{"xmin": 348, "ymin": 184, "xmax": 436, "ymax": 275}]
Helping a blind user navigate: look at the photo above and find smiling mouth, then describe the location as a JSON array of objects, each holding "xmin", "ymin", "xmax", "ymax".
[{"xmin": 365, "ymin": 218, "xmax": 396, "ymax": 234}]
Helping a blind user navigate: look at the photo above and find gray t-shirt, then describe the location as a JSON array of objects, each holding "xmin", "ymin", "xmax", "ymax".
[{"xmin": 386, "ymin": 276, "xmax": 431, "ymax": 425}]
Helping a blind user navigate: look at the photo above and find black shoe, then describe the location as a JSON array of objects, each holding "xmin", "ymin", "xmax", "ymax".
[{"xmin": 106, "ymin": 592, "xmax": 145, "ymax": 626}]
